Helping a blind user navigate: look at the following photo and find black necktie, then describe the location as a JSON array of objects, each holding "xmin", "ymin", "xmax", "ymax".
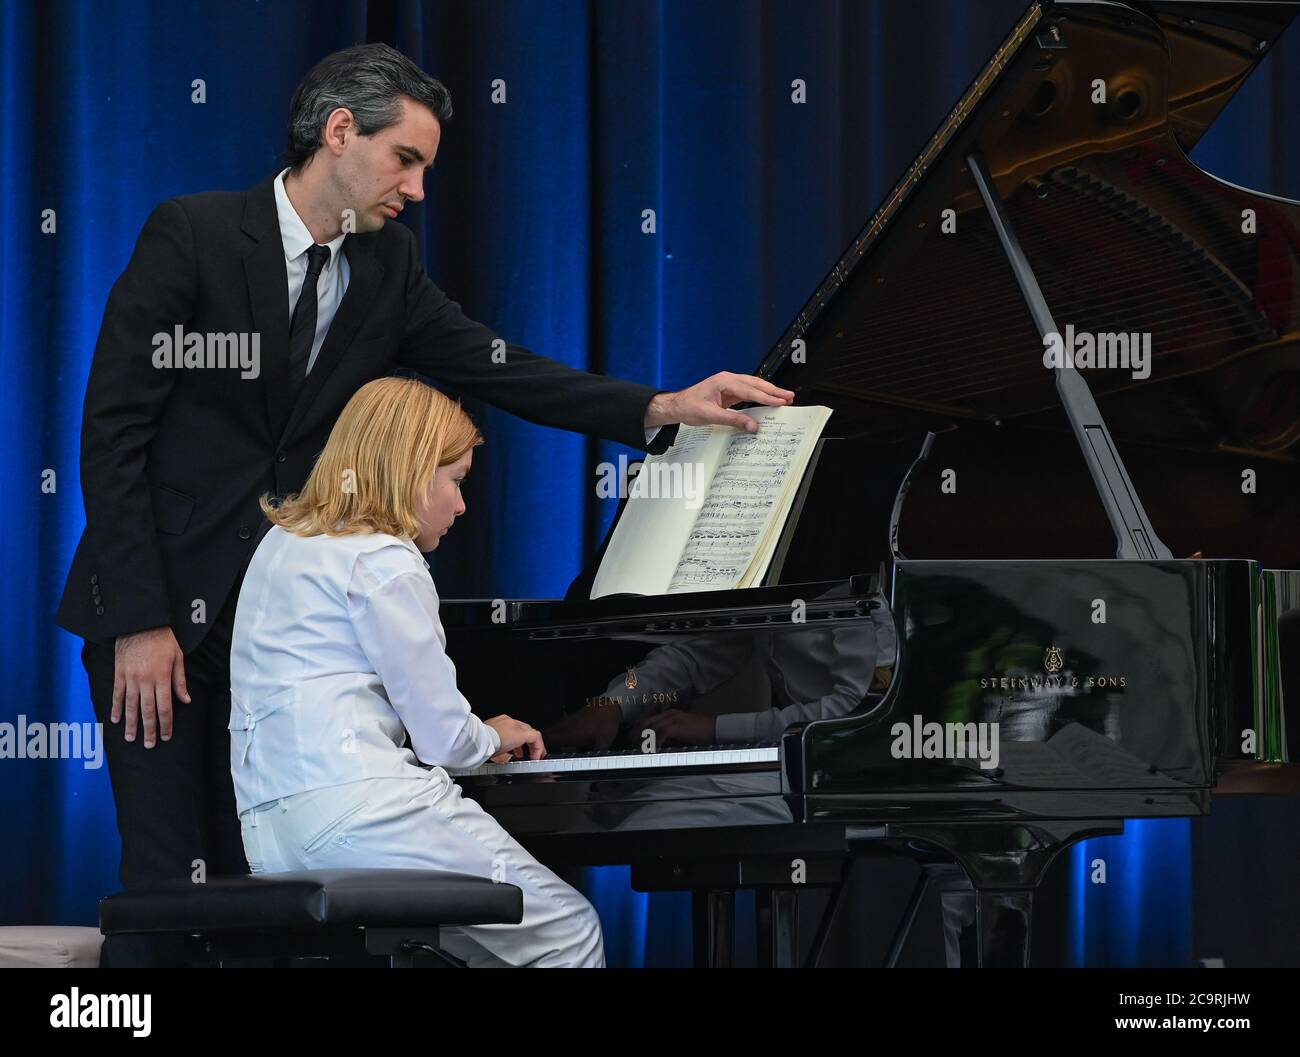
[{"xmin": 285, "ymin": 244, "xmax": 331, "ymax": 409}]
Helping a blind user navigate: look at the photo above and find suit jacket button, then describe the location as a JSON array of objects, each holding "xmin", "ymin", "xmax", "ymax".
[
  {"xmin": 95, "ymin": 605, "xmax": 105, "ymax": 615},
  {"xmin": 276, "ymin": 451, "xmax": 287, "ymax": 463},
  {"xmin": 238, "ymin": 525, "xmax": 252, "ymax": 540},
  {"xmin": 90, "ymin": 574, "xmax": 99, "ymax": 585}
]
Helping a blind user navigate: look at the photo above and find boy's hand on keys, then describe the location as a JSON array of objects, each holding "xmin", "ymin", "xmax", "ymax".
[{"xmin": 485, "ymin": 715, "xmax": 546, "ymax": 764}]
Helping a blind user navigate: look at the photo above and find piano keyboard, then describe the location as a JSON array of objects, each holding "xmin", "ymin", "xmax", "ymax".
[{"xmin": 448, "ymin": 743, "xmax": 780, "ymax": 778}]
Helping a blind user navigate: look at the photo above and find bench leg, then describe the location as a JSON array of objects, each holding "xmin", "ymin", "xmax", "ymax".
[{"xmin": 363, "ymin": 927, "xmax": 466, "ymax": 968}]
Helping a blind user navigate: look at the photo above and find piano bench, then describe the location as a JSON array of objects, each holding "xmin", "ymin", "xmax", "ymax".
[{"xmin": 98, "ymin": 868, "xmax": 523, "ymax": 968}]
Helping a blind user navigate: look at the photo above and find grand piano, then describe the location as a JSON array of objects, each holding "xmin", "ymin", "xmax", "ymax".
[{"xmin": 440, "ymin": 0, "xmax": 1300, "ymax": 967}]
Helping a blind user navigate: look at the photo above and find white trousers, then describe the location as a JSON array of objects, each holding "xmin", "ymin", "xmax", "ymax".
[{"xmin": 240, "ymin": 770, "xmax": 604, "ymax": 968}]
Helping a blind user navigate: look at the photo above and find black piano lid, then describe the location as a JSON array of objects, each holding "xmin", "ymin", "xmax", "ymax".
[
  {"xmin": 536, "ymin": 0, "xmax": 1300, "ymax": 618},
  {"xmin": 758, "ymin": 0, "xmax": 1300, "ymax": 457}
]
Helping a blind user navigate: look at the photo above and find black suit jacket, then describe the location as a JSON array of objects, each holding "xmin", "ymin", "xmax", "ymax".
[{"xmin": 57, "ymin": 171, "xmax": 678, "ymax": 652}]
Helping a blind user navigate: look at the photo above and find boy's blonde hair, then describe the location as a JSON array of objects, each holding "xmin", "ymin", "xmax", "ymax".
[{"xmin": 261, "ymin": 376, "xmax": 483, "ymax": 538}]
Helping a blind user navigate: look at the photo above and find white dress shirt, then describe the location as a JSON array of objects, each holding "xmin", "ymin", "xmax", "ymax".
[
  {"xmin": 274, "ymin": 168, "xmax": 349, "ymax": 376},
  {"xmin": 229, "ymin": 525, "xmax": 501, "ymax": 814},
  {"xmin": 274, "ymin": 166, "xmax": 662, "ymax": 444}
]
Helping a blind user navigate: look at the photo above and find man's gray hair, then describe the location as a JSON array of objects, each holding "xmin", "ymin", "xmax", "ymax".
[{"xmin": 283, "ymin": 42, "xmax": 453, "ymax": 172}]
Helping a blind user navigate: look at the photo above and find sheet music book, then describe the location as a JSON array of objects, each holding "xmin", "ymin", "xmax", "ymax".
[
  {"xmin": 590, "ymin": 405, "xmax": 833, "ymax": 599},
  {"xmin": 765, "ymin": 437, "xmax": 830, "ymax": 587}
]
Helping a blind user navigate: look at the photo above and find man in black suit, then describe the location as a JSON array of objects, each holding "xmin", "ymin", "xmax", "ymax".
[{"xmin": 57, "ymin": 42, "xmax": 792, "ymax": 965}]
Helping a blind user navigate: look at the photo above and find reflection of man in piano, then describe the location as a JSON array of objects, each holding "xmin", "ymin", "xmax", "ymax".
[
  {"xmin": 547, "ymin": 596, "xmax": 897, "ymax": 749},
  {"xmin": 231, "ymin": 378, "xmax": 608, "ymax": 966}
]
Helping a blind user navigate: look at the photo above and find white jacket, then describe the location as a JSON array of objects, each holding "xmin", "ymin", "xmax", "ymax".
[{"xmin": 228, "ymin": 526, "xmax": 500, "ymax": 814}]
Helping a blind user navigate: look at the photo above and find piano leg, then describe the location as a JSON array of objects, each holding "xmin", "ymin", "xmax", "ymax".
[
  {"xmin": 755, "ymin": 888, "xmax": 799, "ymax": 968},
  {"xmin": 974, "ymin": 889, "xmax": 1032, "ymax": 968},
  {"xmin": 934, "ymin": 884, "xmax": 1033, "ymax": 967},
  {"xmin": 883, "ymin": 862, "xmax": 970, "ymax": 967},
  {"xmin": 639, "ymin": 857, "xmax": 845, "ymax": 967},
  {"xmin": 691, "ymin": 891, "xmax": 735, "ymax": 968},
  {"xmin": 888, "ymin": 819, "xmax": 1124, "ymax": 968}
]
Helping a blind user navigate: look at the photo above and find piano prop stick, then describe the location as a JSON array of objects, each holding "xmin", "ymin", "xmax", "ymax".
[{"xmin": 967, "ymin": 151, "xmax": 1172, "ymax": 561}]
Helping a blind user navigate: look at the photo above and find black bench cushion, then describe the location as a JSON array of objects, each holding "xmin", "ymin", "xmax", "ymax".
[{"xmin": 100, "ymin": 869, "xmax": 523, "ymax": 934}]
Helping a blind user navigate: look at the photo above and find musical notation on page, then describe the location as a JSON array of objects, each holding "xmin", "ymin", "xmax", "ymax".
[{"xmin": 667, "ymin": 420, "xmax": 813, "ymax": 593}]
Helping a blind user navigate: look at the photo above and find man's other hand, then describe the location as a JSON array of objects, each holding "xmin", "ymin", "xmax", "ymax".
[
  {"xmin": 542, "ymin": 700, "xmax": 621, "ymax": 753},
  {"xmin": 645, "ymin": 372, "xmax": 795, "ymax": 433},
  {"xmin": 638, "ymin": 709, "xmax": 717, "ymax": 748},
  {"xmin": 112, "ymin": 627, "xmax": 190, "ymax": 748}
]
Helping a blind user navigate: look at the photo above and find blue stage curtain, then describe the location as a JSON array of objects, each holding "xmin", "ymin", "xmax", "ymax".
[
  {"xmin": 4, "ymin": 0, "xmax": 1297, "ymax": 967},
  {"xmin": 2, "ymin": 0, "xmax": 372, "ymax": 930}
]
